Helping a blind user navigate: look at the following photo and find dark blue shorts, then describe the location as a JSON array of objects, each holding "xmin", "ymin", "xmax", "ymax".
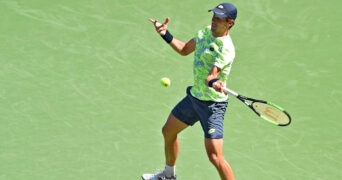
[{"xmin": 171, "ymin": 87, "xmax": 228, "ymax": 139}]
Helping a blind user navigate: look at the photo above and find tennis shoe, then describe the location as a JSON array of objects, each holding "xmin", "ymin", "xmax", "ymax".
[{"xmin": 141, "ymin": 171, "xmax": 176, "ymax": 180}]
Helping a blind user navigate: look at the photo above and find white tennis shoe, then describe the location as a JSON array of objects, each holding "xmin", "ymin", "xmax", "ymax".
[{"xmin": 141, "ymin": 171, "xmax": 177, "ymax": 180}]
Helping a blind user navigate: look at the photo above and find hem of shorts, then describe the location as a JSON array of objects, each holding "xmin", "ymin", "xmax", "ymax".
[{"xmin": 170, "ymin": 111, "xmax": 194, "ymax": 126}]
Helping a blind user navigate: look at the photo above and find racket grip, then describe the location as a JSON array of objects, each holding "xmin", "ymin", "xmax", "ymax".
[{"xmin": 223, "ymin": 87, "xmax": 239, "ymax": 97}]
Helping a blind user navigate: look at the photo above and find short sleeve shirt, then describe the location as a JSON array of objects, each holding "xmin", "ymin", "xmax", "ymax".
[{"xmin": 190, "ymin": 26, "xmax": 235, "ymax": 102}]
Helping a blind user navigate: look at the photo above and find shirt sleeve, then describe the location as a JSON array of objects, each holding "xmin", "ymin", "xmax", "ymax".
[
  {"xmin": 194, "ymin": 28, "xmax": 205, "ymax": 44},
  {"xmin": 211, "ymin": 39, "xmax": 234, "ymax": 69}
]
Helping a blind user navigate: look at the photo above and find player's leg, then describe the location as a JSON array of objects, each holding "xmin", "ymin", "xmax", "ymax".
[
  {"xmin": 162, "ymin": 113, "xmax": 188, "ymax": 167},
  {"xmin": 142, "ymin": 114, "xmax": 188, "ymax": 180},
  {"xmin": 205, "ymin": 138, "xmax": 234, "ymax": 180},
  {"xmin": 194, "ymin": 98, "xmax": 232, "ymax": 180},
  {"xmin": 162, "ymin": 87, "xmax": 198, "ymax": 169},
  {"xmin": 142, "ymin": 87, "xmax": 198, "ymax": 180}
]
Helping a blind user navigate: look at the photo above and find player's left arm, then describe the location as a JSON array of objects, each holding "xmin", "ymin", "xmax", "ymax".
[
  {"xmin": 169, "ymin": 38, "xmax": 195, "ymax": 56},
  {"xmin": 149, "ymin": 18, "xmax": 195, "ymax": 56}
]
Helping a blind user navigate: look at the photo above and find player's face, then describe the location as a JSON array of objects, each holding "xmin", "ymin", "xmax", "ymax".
[{"xmin": 211, "ymin": 15, "xmax": 229, "ymax": 37}]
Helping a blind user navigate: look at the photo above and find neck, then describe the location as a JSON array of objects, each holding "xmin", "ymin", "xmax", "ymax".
[{"xmin": 212, "ymin": 30, "xmax": 229, "ymax": 37}]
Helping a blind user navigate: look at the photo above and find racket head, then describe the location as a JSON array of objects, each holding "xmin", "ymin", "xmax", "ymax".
[{"xmin": 251, "ymin": 101, "xmax": 291, "ymax": 126}]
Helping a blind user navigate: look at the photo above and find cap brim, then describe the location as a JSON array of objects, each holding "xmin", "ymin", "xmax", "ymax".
[{"xmin": 208, "ymin": 8, "xmax": 228, "ymax": 18}]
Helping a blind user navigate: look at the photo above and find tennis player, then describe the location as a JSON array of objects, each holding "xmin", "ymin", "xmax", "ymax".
[{"xmin": 142, "ymin": 2, "xmax": 237, "ymax": 180}]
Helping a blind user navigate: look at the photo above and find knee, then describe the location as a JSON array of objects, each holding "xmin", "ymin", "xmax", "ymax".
[
  {"xmin": 162, "ymin": 125, "xmax": 168, "ymax": 136},
  {"xmin": 162, "ymin": 125, "xmax": 178, "ymax": 143},
  {"xmin": 162, "ymin": 125, "xmax": 173, "ymax": 138},
  {"xmin": 207, "ymin": 153, "xmax": 223, "ymax": 166}
]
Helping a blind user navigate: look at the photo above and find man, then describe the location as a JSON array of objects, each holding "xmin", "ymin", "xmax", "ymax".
[{"xmin": 142, "ymin": 2, "xmax": 237, "ymax": 180}]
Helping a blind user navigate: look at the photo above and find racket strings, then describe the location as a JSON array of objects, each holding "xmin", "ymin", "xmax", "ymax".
[{"xmin": 252, "ymin": 102, "xmax": 290, "ymax": 125}]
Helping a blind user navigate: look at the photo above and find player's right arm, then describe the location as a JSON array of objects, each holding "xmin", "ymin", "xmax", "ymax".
[{"xmin": 149, "ymin": 18, "xmax": 195, "ymax": 56}]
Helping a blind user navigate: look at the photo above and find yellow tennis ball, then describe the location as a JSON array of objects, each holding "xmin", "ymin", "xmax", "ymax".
[{"xmin": 161, "ymin": 77, "xmax": 171, "ymax": 87}]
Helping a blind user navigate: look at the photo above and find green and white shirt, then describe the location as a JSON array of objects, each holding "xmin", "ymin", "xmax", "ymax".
[{"xmin": 190, "ymin": 26, "xmax": 235, "ymax": 102}]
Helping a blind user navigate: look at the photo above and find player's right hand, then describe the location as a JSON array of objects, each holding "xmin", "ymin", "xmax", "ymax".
[{"xmin": 213, "ymin": 80, "xmax": 225, "ymax": 93}]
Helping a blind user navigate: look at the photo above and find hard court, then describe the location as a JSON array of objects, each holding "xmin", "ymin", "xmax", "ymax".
[{"xmin": 0, "ymin": 0, "xmax": 341, "ymax": 179}]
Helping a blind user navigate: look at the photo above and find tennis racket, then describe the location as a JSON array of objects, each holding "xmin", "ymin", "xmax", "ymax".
[{"xmin": 222, "ymin": 87, "xmax": 291, "ymax": 126}]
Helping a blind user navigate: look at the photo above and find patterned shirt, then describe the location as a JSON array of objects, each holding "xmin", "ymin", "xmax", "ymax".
[{"xmin": 190, "ymin": 26, "xmax": 235, "ymax": 102}]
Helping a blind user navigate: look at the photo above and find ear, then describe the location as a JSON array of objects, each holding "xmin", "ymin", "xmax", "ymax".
[{"xmin": 228, "ymin": 19, "xmax": 235, "ymax": 29}]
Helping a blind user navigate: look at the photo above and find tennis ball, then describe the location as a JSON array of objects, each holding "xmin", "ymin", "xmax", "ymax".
[{"xmin": 161, "ymin": 77, "xmax": 171, "ymax": 87}]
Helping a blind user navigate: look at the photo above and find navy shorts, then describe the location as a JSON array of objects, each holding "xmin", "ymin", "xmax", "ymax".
[{"xmin": 171, "ymin": 87, "xmax": 228, "ymax": 139}]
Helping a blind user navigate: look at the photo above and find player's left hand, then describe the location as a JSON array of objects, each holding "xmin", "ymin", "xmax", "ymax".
[{"xmin": 148, "ymin": 18, "xmax": 169, "ymax": 36}]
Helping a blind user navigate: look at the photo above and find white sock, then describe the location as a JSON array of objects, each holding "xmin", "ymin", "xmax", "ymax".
[{"xmin": 164, "ymin": 165, "xmax": 176, "ymax": 177}]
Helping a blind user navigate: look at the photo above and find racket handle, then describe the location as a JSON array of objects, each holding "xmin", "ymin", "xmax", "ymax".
[
  {"xmin": 223, "ymin": 87, "xmax": 239, "ymax": 97},
  {"xmin": 209, "ymin": 81, "xmax": 239, "ymax": 97}
]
